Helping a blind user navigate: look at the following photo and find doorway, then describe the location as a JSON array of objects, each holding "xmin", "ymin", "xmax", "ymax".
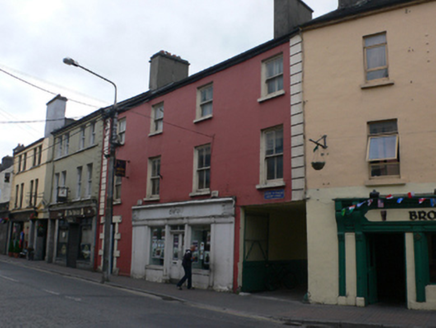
[
  {"xmin": 169, "ymin": 230, "xmax": 185, "ymax": 282},
  {"xmin": 367, "ymin": 233, "xmax": 406, "ymax": 305}
]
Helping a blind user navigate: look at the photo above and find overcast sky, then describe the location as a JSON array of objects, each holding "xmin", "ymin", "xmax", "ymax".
[{"xmin": 0, "ymin": 0, "xmax": 337, "ymax": 160}]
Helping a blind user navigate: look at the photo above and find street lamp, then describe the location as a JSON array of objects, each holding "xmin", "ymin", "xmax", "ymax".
[{"xmin": 63, "ymin": 57, "xmax": 118, "ymax": 283}]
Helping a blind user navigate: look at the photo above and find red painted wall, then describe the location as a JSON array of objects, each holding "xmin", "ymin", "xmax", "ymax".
[{"xmin": 110, "ymin": 42, "xmax": 292, "ymax": 276}]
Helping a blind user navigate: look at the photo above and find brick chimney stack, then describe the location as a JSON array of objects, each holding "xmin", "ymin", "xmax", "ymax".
[{"xmin": 274, "ymin": 0, "xmax": 313, "ymax": 39}]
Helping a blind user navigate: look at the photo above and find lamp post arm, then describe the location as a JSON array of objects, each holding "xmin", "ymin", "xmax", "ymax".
[{"xmin": 75, "ymin": 64, "xmax": 117, "ymax": 105}]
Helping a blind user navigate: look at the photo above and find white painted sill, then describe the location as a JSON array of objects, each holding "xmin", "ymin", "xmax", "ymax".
[
  {"xmin": 360, "ymin": 80, "xmax": 394, "ymax": 89},
  {"xmin": 193, "ymin": 115, "xmax": 213, "ymax": 124},
  {"xmin": 365, "ymin": 177, "xmax": 406, "ymax": 187},
  {"xmin": 189, "ymin": 190, "xmax": 211, "ymax": 197},
  {"xmin": 143, "ymin": 196, "xmax": 160, "ymax": 202},
  {"xmin": 256, "ymin": 181, "xmax": 286, "ymax": 190},
  {"xmin": 257, "ymin": 90, "xmax": 285, "ymax": 103}
]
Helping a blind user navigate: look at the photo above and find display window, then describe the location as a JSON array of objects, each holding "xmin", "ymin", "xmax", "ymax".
[
  {"xmin": 57, "ymin": 219, "xmax": 68, "ymax": 259},
  {"xmin": 150, "ymin": 227, "xmax": 165, "ymax": 265},
  {"xmin": 78, "ymin": 218, "xmax": 92, "ymax": 261},
  {"xmin": 191, "ymin": 225, "xmax": 211, "ymax": 270}
]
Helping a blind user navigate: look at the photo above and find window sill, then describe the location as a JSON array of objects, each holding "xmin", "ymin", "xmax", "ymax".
[
  {"xmin": 360, "ymin": 80, "xmax": 394, "ymax": 89},
  {"xmin": 256, "ymin": 181, "xmax": 286, "ymax": 190},
  {"xmin": 257, "ymin": 90, "xmax": 285, "ymax": 103},
  {"xmin": 189, "ymin": 190, "xmax": 211, "ymax": 197},
  {"xmin": 143, "ymin": 196, "xmax": 160, "ymax": 202},
  {"xmin": 113, "ymin": 200, "xmax": 122, "ymax": 205},
  {"xmin": 148, "ymin": 131, "xmax": 162, "ymax": 137},
  {"xmin": 193, "ymin": 115, "xmax": 213, "ymax": 124},
  {"xmin": 145, "ymin": 264, "xmax": 164, "ymax": 270},
  {"xmin": 365, "ymin": 177, "xmax": 406, "ymax": 187}
]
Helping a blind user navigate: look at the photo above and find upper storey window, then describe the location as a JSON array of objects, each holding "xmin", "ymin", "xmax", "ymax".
[
  {"xmin": 196, "ymin": 84, "xmax": 213, "ymax": 121},
  {"xmin": 259, "ymin": 54, "xmax": 284, "ymax": 102},
  {"xmin": 364, "ymin": 33, "xmax": 388, "ymax": 82},
  {"xmin": 150, "ymin": 103, "xmax": 164, "ymax": 134},
  {"xmin": 367, "ymin": 120, "xmax": 399, "ymax": 178}
]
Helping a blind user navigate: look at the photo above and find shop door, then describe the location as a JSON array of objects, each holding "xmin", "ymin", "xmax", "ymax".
[
  {"xmin": 67, "ymin": 224, "xmax": 80, "ymax": 268},
  {"xmin": 169, "ymin": 232, "xmax": 185, "ymax": 281},
  {"xmin": 367, "ymin": 233, "xmax": 406, "ymax": 305}
]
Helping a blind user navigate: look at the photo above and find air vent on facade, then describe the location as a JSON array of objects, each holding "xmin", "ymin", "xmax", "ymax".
[{"xmin": 211, "ymin": 190, "xmax": 219, "ymax": 198}]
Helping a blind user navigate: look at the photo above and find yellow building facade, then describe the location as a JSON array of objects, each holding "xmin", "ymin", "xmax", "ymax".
[{"xmin": 303, "ymin": 0, "xmax": 436, "ymax": 309}]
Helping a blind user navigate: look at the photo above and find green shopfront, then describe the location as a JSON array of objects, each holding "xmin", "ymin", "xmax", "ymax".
[{"xmin": 335, "ymin": 195, "xmax": 436, "ymax": 310}]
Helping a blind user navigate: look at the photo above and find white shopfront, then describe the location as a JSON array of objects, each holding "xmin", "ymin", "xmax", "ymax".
[{"xmin": 131, "ymin": 198, "xmax": 235, "ymax": 291}]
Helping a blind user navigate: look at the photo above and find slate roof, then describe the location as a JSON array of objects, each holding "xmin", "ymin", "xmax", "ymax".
[{"xmin": 303, "ymin": 0, "xmax": 423, "ymax": 28}]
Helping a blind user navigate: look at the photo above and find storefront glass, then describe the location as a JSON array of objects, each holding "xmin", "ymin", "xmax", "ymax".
[
  {"xmin": 150, "ymin": 227, "xmax": 165, "ymax": 265},
  {"xmin": 79, "ymin": 218, "xmax": 92, "ymax": 261},
  {"xmin": 57, "ymin": 219, "xmax": 68, "ymax": 259},
  {"xmin": 427, "ymin": 232, "xmax": 436, "ymax": 283},
  {"xmin": 191, "ymin": 225, "xmax": 211, "ymax": 270}
]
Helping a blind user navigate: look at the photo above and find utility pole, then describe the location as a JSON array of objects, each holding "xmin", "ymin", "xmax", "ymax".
[{"xmin": 63, "ymin": 57, "xmax": 118, "ymax": 283}]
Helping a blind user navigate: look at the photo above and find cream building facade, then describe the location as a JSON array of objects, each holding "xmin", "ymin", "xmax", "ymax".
[{"xmin": 302, "ymin": 0, "xmax": 436, "ymax": 310}]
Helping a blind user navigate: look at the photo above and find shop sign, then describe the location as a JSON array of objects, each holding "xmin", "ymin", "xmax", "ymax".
[
  {"xmin": 409, "ymin": 210, "xmax": 436, "ymax": 221},
  {"xmin": 115, "ymin": 159, "xmax": 126, "ymax": 177},
  {"xmin": 264, "ymin": 189, "xmax": 285, "ymax": 200}
]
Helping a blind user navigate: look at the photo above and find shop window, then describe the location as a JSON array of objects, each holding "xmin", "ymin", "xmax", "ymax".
[
  {"xmin": 427, "ymin": 233, "xmax": 436, "ymax": 284},
  {"xmin": 79, "ymin": 218, "xmax": 92, "ymax": 261},
  {"xmin": 150, "ymin": 227, "xmax": 165, "ymax": 266},
  {"xmin": 191, "ymin": 225, "xmax": 211, "ymax": 270},
  {"xmin": 57, "ymin": 220, "xmax": 68, "ymax": 259},
  {"xmin": 367, "ymin": 120, "xmax": 399, "ymax": 177}
]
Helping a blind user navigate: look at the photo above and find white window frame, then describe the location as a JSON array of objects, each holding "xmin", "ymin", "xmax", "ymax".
[
  {"xmin": 32, "ymin": 148, "xmax": 37, "ymax": 167},
  {"xmin": 118, "ymin": 118, "xmax": 126, "ymax": 145},
  {"xmin": 53, "ymin": 173, "xmax": 59, "ymax": 203},
  {"xmin": 57, "ymin": 137, "xmax": 63, "ymax": 158},
  {"xmin": 85, "ymin": 164, "xmax": 92, "ymax": 197},
  {"xmin": 195, "ymin": 83, "xmax": 213, "ymax": 121},
  {"xmin": 22, "ymin": 152, "xmax": 27, "ymax": 171},
  {"xmin": 76, "ymin": 166, "xmax": 82, "ymax": 199},
  {"xmin": 79, "ymin": 127, "xmax": 86, "ymax": 150},
  {"xmin": 146, "ymin": 156, "xmax": 161, "ymax": 199},
  {"xmin": 114, "ymin": 175, "xmax": 122, "ymax": 202},
  {"xmin": 18, "ymin": 155, "xmax": 22, "ymax": 172},
  {"xmin": 259, "ymin": 54, "xmax": 284, "ymax": 102},
  {"xmin": 257, "ymin": 126, "xmax": 285, "ymax": 189},
  {"xmin": 363, "ymin": 32, "xmax": 389, "ymax": 82},
  {"xmin": 190, "ymin": 144, "xmax": 211, "ymax": 196},
  {"xmin": 150, "ymin": 102, "xmax": 164, "ymax": 135},
  {"xmin": 29, "ymin": 180, "xmax": 34, "ymax": 207},
  {"xmin": 64, "ymin": 134, "xmax": 69, "ymax": 156},
  {"xmin": 366, "ymin": 120, "xmax": 399, "ymax": 178},
  {"xmin": 89, "ymin": 122, "xmax": 96, "ymax": 146}
]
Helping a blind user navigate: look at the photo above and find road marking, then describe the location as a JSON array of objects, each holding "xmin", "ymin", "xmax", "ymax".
[
  {"xmin": 43, "ymin": 289, "xmax": 60, "ymax": 295},
  {"xmin": 0, "ymin": 274, "xmax": 18, "ymax": 282},
  {"xmin": 65, "ymin": 296, "xmax": 82, "ymax": 302}
]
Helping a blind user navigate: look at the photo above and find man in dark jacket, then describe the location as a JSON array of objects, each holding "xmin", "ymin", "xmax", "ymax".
[{"xmin": 176, "ymin": 245, "xmax": 196, "ymax": 290}]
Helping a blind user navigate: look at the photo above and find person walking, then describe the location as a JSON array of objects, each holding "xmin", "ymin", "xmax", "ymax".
[{"xmin": 176, "ymin": 245, "xmax": 196, "ymax": 290}]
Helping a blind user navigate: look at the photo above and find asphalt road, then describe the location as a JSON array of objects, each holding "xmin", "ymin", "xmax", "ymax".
[{"xmin": 0, "ymin": 262, "xmax": 282, "ymax": 328}]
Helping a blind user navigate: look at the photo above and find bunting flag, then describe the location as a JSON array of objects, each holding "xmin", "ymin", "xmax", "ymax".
[
  {"xmin": 419, "ymin": 198, "xmax": 426, "ymax": 204},
  {"xmin": 386, "ymin": 194, "xmax": 393, "ymax": 199},
  {"xmin": 397, "ymin": 198, "xmax": 404, "ymax": 204},
  {"xmin": 408, "ymin": 192, "xmax": 415, "ymax": 198},
  {"xmin": 357, "ymin": 201, "xmax": 365, "ymax": 208},
  {"xmin": 367, "ymin": 199, "xmax": 373, "ymax": 206},
  {"xmin": 341, "ymin": 208, "xmax": 346, "ymax": 216},
  {"xmin": 431, "ymin": 199, "xmax": 436, "ymax": 207},
  {"xmin": 348, "ymin": 205, "xmax": 356, "ymax": 213},
  {"xmin": 378, "ymin": 199, "xmax": 384, "ymax": 208}
]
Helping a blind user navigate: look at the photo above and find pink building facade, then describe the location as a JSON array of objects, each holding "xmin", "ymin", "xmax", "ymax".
[{"xmin": 97, "ymin": 1, "xmax": 311, "ymax": 293}]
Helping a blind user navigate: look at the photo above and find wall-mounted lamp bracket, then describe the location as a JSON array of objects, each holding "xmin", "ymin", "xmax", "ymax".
[{"xmin": 309, "ymin": 135, "xmax": 328, "ymax": 150}]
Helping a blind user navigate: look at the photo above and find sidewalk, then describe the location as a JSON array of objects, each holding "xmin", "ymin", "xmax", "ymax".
[{"xmin": 1, "ymin": 255, "xmax": 436, "ymax": 328}]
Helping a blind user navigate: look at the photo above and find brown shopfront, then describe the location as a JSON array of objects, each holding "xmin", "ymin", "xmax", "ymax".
[{"xmin": 49, "ymin": 206, "xmax": 96, "ymax": 270}]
